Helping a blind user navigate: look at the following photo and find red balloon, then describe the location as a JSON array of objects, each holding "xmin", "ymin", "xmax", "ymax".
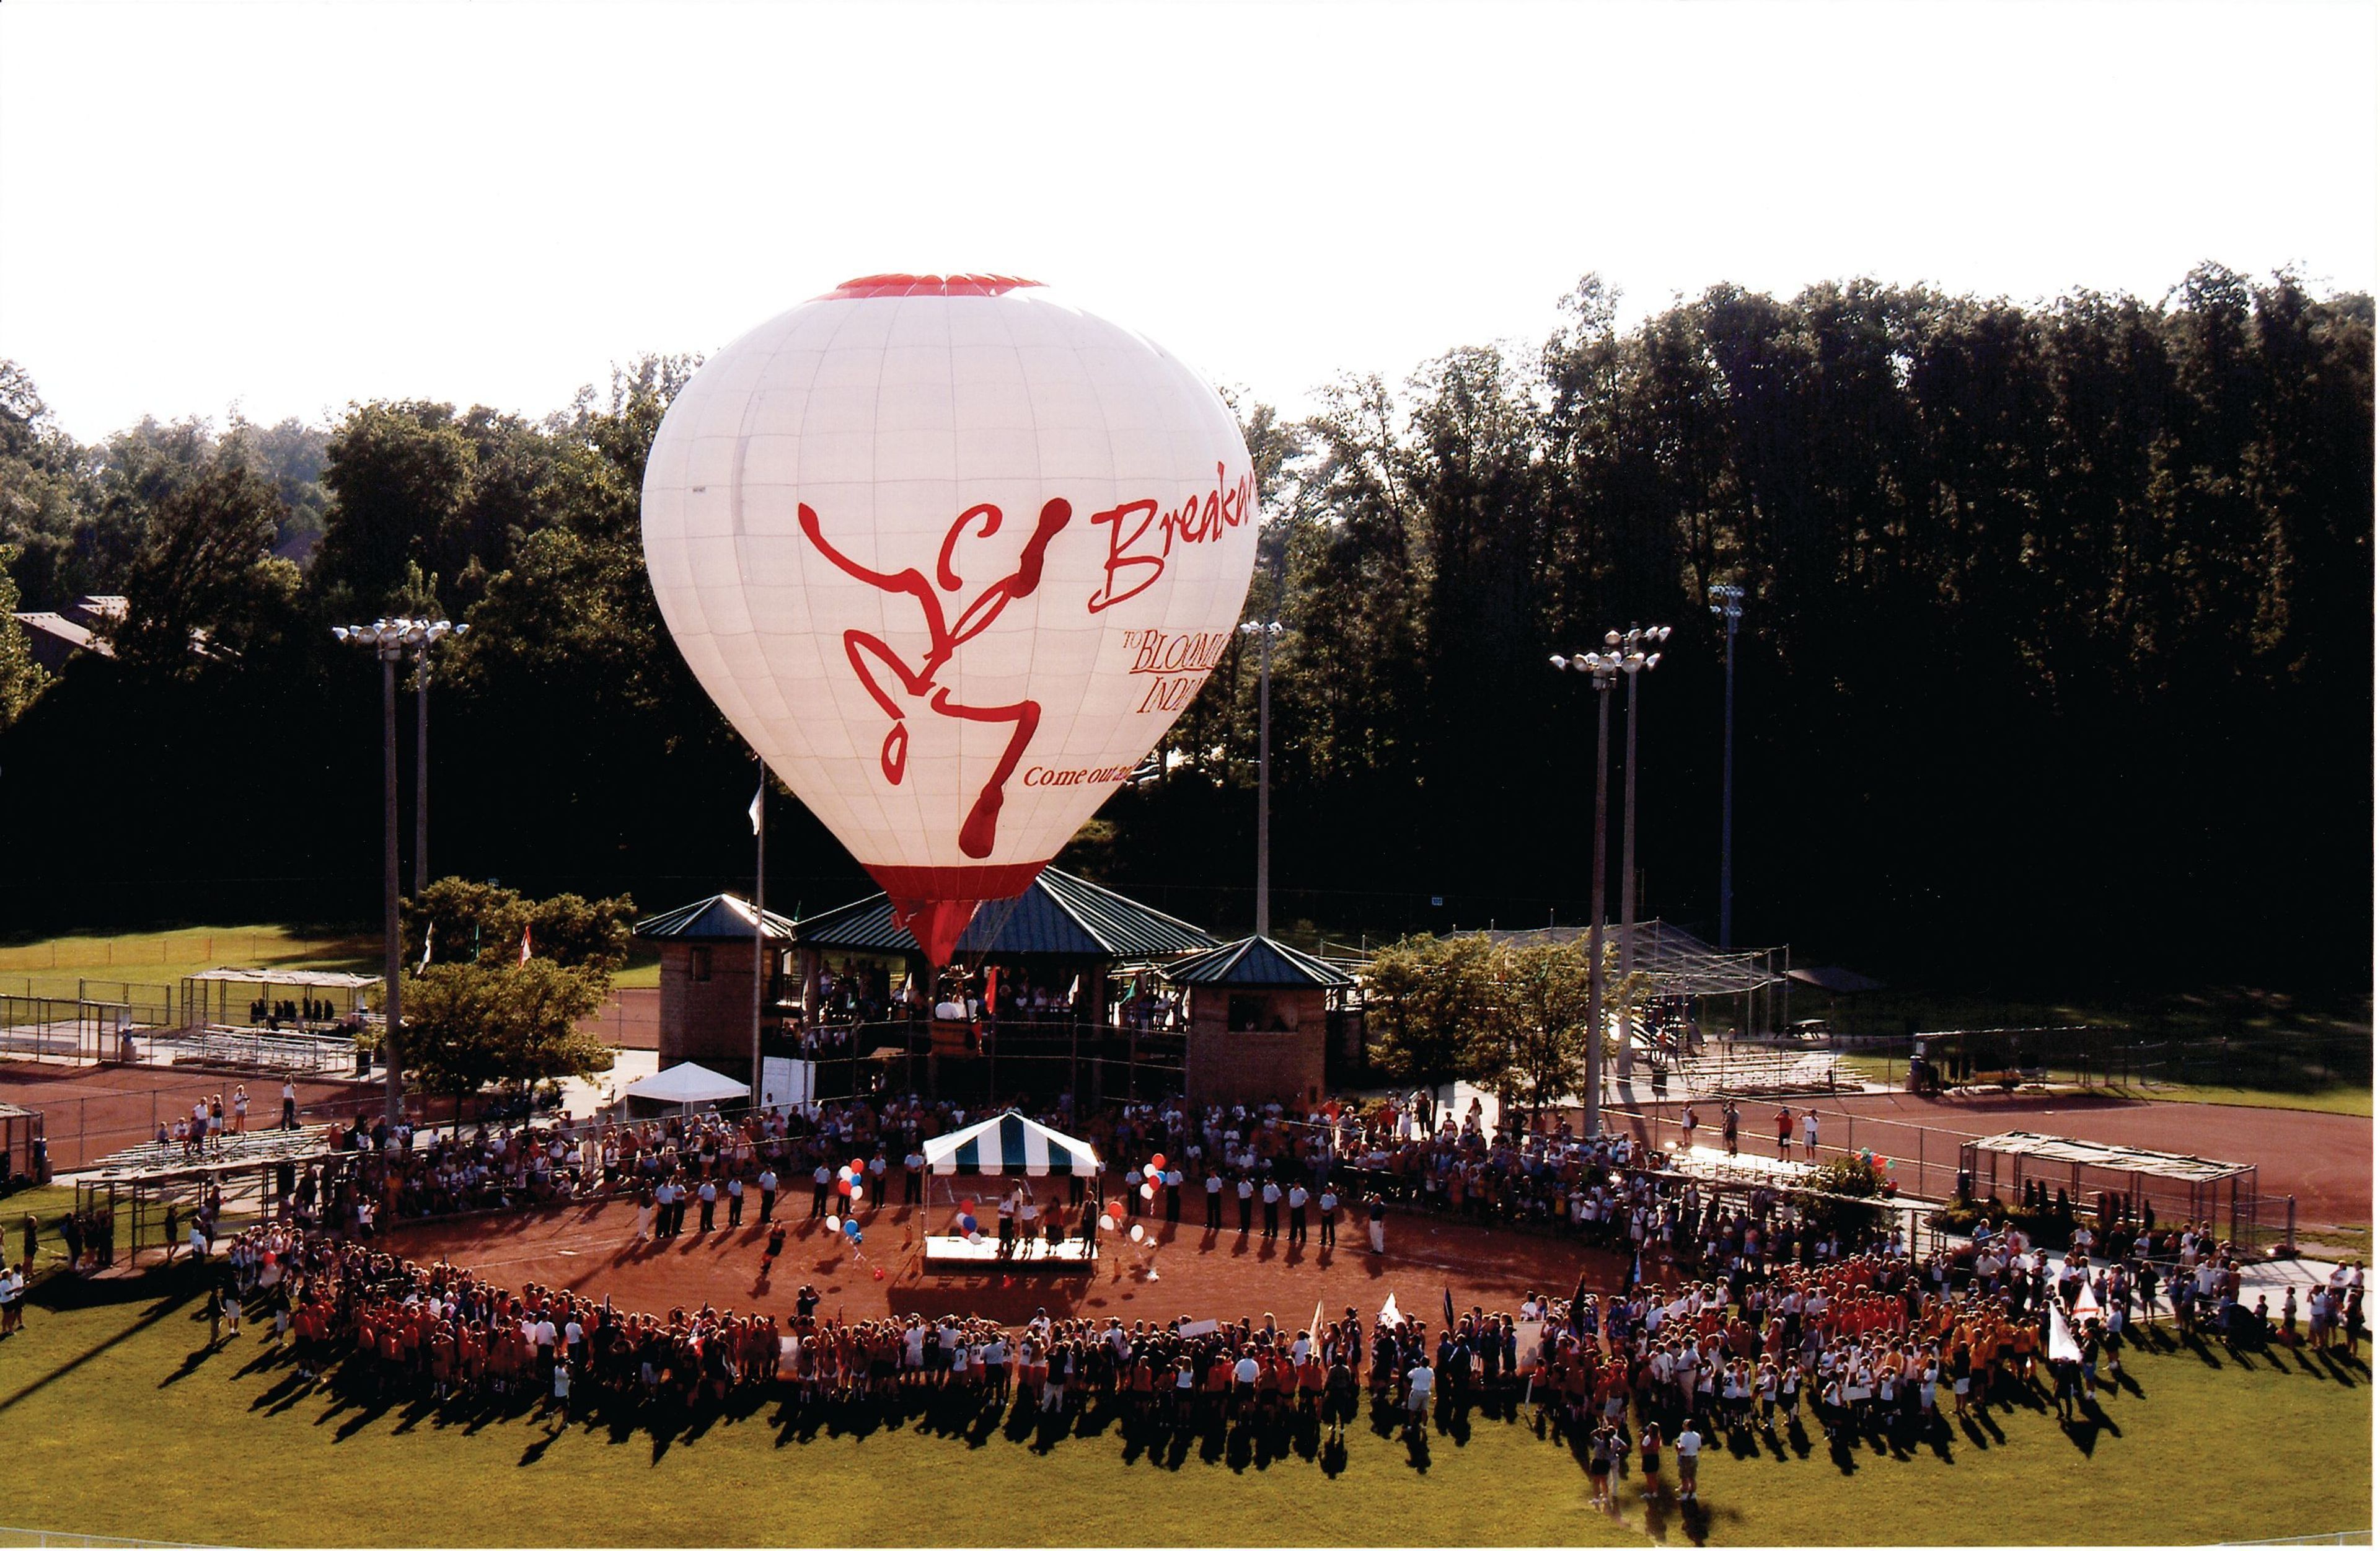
[
  {"xmin": 837, "ymin": 1178, "xmax": 852, "ymax": 1195},
  {"xmin": 1151, "ymin": 1153, "xmax": 1166, "ymax": 1170},
  {"xmin": 850, "ymin": 1157, "xmax": 865, "ymax": 1176}
]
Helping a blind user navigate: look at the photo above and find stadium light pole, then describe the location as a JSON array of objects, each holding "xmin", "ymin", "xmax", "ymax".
[
  {"xmin": 334, "ymin": 617, "xmax": 431, "ymax": 1123},
  {"xmin": 1709, "ymin": 585, "xmax": 1745, "ymax": 948},
  {"xmin": 1552, "ymin": 647, "xmax": 1621, "ymax": 1137},
  {"xmin": 1612, "ymin": 624, "xmax": 1669, "ymax": 1080},
  {"xmin": 1240, "ymin": 617, "xmax": 1285, "ymax": 939},
  {"xmin": 409, "ymin": 620, "xmax": 467, "ymax": 898}
]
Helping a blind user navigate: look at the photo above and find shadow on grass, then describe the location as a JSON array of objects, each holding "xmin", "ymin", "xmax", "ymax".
[{"xmin": 0, "ymin": 1260, "xmax": 207, "ymax": 1415}]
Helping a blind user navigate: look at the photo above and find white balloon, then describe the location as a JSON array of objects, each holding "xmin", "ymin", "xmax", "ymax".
[
  {"xmin": 1129, "ymin": 1224, "xmax": 1145, "ymax": 1243},
  {"xmin": 824, "ymin": 1214, "xmax": 840, "ymax": 1233},
  {"xmin": 643, "ymin": 275, "xmax": 1259, "ymax": 963}
]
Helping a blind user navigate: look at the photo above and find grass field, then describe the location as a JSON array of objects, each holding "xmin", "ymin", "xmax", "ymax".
[
  {"xmin": 0, "ymin": 923, "xmax": 664, "ymax": 1001},
  {"xmin": 1828, "ymin": 1053, "xmax": 2374, "ymax": 1118},
  {"xmin": 1, "ymin": 1260, "xmax": 2368, "ymax": 1547},
  {"xmin": 0, "ymin": 924, "xmax": 381, "ymax": 997}
]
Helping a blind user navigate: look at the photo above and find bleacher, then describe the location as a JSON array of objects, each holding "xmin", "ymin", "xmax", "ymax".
[
  {"xmin": 148, "ymin": 1025, "xmax": 362, "ymax": 1075},
  {"xmin": 1649, "ymin": 1045, "xmax": 1843, "ymax": 1097}
]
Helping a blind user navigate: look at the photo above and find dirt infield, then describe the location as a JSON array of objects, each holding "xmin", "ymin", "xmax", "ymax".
[
  {"xmin": 1600, "ymin": 1090, "xmax": 2371, "ymax": 1227},
  {"xmin": 0, "ymin": 1061, "xmax": 428, "ymax": 1172},
  {"xmin": 384, "ymin": 1197, "xmax": 1628, "ymax": 1331}
]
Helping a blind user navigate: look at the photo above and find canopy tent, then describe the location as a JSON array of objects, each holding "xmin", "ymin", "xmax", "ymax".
[
  {"xmin": 622, "ymin": 1061, "xmax": 749, "ymax": 1108},
  {"xmin": 923, "ymin": 1110, "xmax": 1101, "ymax": 1177}
]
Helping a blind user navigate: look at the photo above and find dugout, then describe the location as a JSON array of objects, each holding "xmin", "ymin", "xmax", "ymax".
[
  {"xmin": 1957, "ymin": 1130, "xmax": 2261, "ymax": 1244},
  {"xmin": 0, "ymin": 1102, "xmax": 46, "ymax": 1188}
]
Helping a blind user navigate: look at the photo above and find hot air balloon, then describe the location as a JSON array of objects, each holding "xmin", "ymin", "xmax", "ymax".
[{"xmin": 642, "ymin": 274, "xmax": 1258, "ymax": 963}]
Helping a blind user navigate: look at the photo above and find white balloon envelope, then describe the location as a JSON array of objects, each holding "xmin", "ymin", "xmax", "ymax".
[{"xmin": 641, "ymin": 274, "xmax": 1258, "ymax": 963}]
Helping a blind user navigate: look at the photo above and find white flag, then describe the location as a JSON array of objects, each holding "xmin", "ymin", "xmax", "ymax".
[
  {"xmin": 1381, "ymin": 1291, "xmax": 1402, "ymax": 1326},
  {"xmin": 2075, "ymin": 1276, "xmax": 2102, "ymax": 1318},
  {"xmin": 751, "ymin": 782, "xmax": 764, "ymax": 835},
  {"xmin": 2047, "ymin": 1300, "xmax": 2082, "ymax": 1364},
  {"xmin": 418, "ymin": 922, "xmax": 434, "ymax": 973}
]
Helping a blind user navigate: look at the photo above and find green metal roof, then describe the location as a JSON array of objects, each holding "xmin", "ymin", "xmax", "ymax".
[
  {"xmin": 1161, "ymin": 935, "xmax": 1357, "ymax": 988},
  {"xmin": 790, "ymin": 868, "xmax": 1219, "ymax": 960},
  {"xmin": 635, "ymin": 893, "xmax": 800, "ymax": 942}
]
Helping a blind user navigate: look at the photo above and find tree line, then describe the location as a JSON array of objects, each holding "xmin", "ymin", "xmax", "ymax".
[{"xmin": 1, "ymin": 263, "xmax": 2369, "ymax": 992}]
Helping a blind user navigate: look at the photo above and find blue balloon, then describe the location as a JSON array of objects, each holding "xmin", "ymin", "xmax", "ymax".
[
  {"xmin": 959, "ymin": 1214, "xmax": 978, "ymax": 1233},
  {"xmin": 849, "ymin": 1229, "xmax": 864, "ymax": 1246},
  {"xmin": 844, "ymin": 1217, "xmax": 861, "ymax": 1238}
]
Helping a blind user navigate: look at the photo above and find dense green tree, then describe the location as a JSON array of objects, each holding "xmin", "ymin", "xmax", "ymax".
[
  {"xmin": 0, "ymin": 544, "xmax": 51, "ymax": 728},
  {"xmin": 110, "ymin": 446, "xmax": 295, "ymax": 674},
  {"xmin": 399, "ymin": 957, "xmax": 614, "ymax": 1098}
]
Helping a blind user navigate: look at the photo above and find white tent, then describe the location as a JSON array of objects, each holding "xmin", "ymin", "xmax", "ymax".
[
  {"xmin": 622, "ymin": 1061, "xmax": 748, "ymax": 1110},
  {"xmin": 923, "ymin": 1110, "xmax": 1100, "ymax": 1177}
]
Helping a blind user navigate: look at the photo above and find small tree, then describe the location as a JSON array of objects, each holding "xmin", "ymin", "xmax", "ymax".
[
  {"xmin": 402, "ymin": 958, "xmax": 612, "ymax": 1099},
  {"xmin": 1364, "ymin": 932, "xmax": 1506, "ymax": 1100},
  {"xmin": 1492, "ymin": 939, "xmax": 1593, "ymax": 1125}
]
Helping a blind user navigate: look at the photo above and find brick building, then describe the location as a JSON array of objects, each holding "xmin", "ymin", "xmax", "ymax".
[
  {"xmin": 1164, "ymin": 935, "xmax": 1357, "ymax": 1110},
  {"xmin": 633, "ymin": 893, "xmax": 796, "ymax": 1084}
]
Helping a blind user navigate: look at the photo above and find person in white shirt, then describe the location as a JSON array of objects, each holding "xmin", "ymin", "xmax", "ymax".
[
  {"xmin": 1404, "ymin": 1358, "xmax": 1434, "ymax": 1433},
  {"xmin": 1674, "ymin": 1419, "xmax": 1702, "ymax": 1499}
]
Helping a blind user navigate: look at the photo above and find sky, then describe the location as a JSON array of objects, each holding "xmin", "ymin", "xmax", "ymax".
[{"xmin": 2, "ymin": 0, "xmax": 2374, "ymax": 443}]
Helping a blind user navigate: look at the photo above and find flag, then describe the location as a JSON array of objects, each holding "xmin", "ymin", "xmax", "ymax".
[
  {"xmin": 750, "ymin": 780, "xmax": 764, "ymax": 836},
  {"xmin": 519, "ymin": 924, "xmax": 532, "ymax": 966},
  {"xmin": 2075, "ymin": 1276, "xmax": 2102, "ymax": 1318},
  {"xmin": 2047, "ymin": 1300, "xmax": 2082, "ymax": 1364},
  {"xmin": 1380, "ymin": 1291, "xmax": 1401, "ymax": 1327},
  {"xmin": 1443, "ymin": 1285, "xmax": 1457, "ymax": 1332},
  {"xmin": 418, "ymin": 922, "xmax": 434, "ymax": 973},
  {"xmin": 1569, "ymin": 1271, "xmax": 1588, "ymax": 1330},
  {"xmin": 1311, "ymin": 1297, "xmax": 1326, "ymax": 1345}
]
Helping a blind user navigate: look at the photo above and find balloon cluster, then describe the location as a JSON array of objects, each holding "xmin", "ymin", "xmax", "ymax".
[
  {"xmin": 958, "ymin": 1198, "xmax": 982, "ymax": 1245},
  {"xmin": 835, "ymin": 1157, "xmax": 868, "ymax": 1208},
  {"xmin": 1854, "ymin": 1149, "xmax": 1900, "ymax": 1191}
]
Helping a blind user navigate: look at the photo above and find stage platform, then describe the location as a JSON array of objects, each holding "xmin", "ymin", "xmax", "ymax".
[{"xmin": 921, "ymin": 1234, "xmax": 1099, "ymax": 1274}]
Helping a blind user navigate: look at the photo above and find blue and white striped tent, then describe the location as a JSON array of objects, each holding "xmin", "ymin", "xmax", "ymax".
[{"xmin": 923, "ymin": 1110, "xmax": 1101, "ymax": 1177}]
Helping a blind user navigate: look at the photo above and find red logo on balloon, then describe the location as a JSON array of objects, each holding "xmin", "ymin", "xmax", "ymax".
[{"xmin": 796, "ymin": 499, "xmax": 1071, "ymax": 859}]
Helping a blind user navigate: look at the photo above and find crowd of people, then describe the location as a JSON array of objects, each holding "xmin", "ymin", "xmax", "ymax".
[
  {"xmin": 4, "ymin": 1072, "xmax": 2358, "ymax": 1514},
  {"xmin": 108, "ymin": 1172, "xmax": 2359, "ymax": 1514}
]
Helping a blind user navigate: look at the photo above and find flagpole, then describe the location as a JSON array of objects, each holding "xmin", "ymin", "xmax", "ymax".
[{"xmin": 750, "ymin": 770, "xmax": 767, "ymax": 1109}]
